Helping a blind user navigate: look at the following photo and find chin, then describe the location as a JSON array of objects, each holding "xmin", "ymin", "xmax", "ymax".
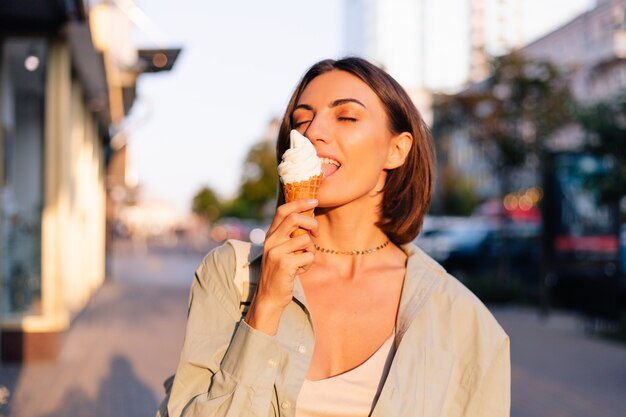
[
  {"xmin": 315, "ymin": 189, "xmax": 346, "ymax": 209},
  {"xmin": 316, "ymin": 191, "xmax": 376, "ymax": 211}
]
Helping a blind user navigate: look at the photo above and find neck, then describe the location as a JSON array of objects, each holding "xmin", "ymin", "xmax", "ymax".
[{"xmin": 314, "ymin": 197, "xmax": 388, "ymax": 254}]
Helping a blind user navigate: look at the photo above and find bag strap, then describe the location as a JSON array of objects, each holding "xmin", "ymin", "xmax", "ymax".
[
  {"xmin": 226, "ymin": 239, "xmax": 260, "ymax": 315},
  {"xmin": 156, "ymin": 240, "xmax": 260, "ymax": 417},
  {"xmin": 228, "ymin": 239, "xmax": 251, "ymax": 297}
]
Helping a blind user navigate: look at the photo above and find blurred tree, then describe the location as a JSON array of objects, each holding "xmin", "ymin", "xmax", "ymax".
[
  {"xmin": 191, "ymin": 186, "xmax": 222, "ymax": 222},
  {"xmin": 434, "ymin": 52, "xmax": 573, "ymax": 185},
  {"xmin": 433, "ymin": 52, "xmax": 574, "ymax": 279},
  {"xmin": 442, "ymin": 167, "xmax": 480, "ymax": 216},
  {"xmin": 576, "ymin": 93, "xmax": 626, "ymax": 212},
  {"xmin": 222, "ymin": 141, "xmax": 278, "ymax": 220}
]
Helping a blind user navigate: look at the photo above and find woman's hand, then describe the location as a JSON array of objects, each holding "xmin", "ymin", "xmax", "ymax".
[{"xmin": 244, "ymin": 199, "xmax": 319, "ymax": 335}]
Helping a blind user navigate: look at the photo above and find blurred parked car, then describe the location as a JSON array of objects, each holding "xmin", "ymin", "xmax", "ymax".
[
  {"xmin": 415, "ymin": 216, "xmax": 540, "ymax": 281},
  {"xmin": 416, "ymin": 219, "xmax": 499, "ymax": 277}
]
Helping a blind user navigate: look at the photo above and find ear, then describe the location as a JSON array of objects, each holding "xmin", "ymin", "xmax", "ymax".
[{"xmin": 384, "ymin": 132, "xmax": 413, "ymax": 170}]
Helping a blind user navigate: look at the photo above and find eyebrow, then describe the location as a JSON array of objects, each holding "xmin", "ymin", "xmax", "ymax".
[
  {"xmin": 293, "ymin": 98, "xmax": 367, "ymax": 112},
  {"xmin": 330, "ymin": 98, "xmax": 367, "ymax": 109}
]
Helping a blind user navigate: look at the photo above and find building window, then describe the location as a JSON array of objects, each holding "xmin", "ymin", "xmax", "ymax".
[{"xmin": 0, "ymin": 37, "xmax": 47, "ymax": 316}]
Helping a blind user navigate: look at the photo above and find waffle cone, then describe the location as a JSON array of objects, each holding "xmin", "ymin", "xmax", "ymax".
[{"xmin": 283, "ymin": 174, "xmax": 322, "ymax": 240}]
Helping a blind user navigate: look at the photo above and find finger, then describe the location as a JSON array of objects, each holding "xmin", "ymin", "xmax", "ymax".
[
  {"xmin": 305, "ymin": 235, "xmax": 316, "ymax": 253},
  {"xmin": 268, "ymin": 199, "xmax": 318, "ymax": 237},
  {"xmin": 285, "ymin": 214, "xmax": 319, "ymax": 238},
  {"xmin": 262, "ymin": 235, "xmax": 314, "ymax": 277},
  {"xmin": 294, "ymin": 251, "xmax": 315, "ymax": 275},
  {"xmin": 267, "ymin": 212, "xmax": 319, "ymax": 246},
  {"xmin": 267, "ymin": 199, "xmax": 318, "ymax": 235},
  {"xmin": 263, "ymin": 232, "xmax": 310, "ymax": 265},
  {"xmin": 278, "ymin": 231, "xmax": 314, "ymax": 255}
]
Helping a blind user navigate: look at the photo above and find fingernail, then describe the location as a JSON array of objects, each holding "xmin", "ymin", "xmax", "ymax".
[{"xmin": 307, "ymin": 199, "xmax": 318, "ymax": 205}]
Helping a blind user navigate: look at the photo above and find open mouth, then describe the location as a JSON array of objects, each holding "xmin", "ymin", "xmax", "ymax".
[{"xmin": 320, "ymin": 157, "xmax": 341, "ymax": 178}]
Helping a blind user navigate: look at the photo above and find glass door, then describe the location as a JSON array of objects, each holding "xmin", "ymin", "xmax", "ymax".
[{"xmin": 0, "ymin": 37, "xmax": 47, "ymax": 316}]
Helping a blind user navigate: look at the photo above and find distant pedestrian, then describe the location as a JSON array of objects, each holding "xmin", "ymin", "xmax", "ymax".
[{"xmin": 162, "ymin": 57, "xmax": 510, "ymax": 417}]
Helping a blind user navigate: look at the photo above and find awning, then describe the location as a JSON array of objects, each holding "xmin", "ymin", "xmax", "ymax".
[
  {"xmin": 137, "ymin": 48, "xmax": 182, "ymax": 73},
  {"xmin": 66, "ymin": 21, "xmax": 111, "ymax": 128},
  {"xmin": 0, "ymin": 0, "xmax": 86, "ymax": 34}
]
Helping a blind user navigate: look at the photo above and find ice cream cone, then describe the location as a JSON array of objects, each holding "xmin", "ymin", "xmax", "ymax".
[
  {"xmin": 278, "ymin": 130, "xmax": 323, "ymax": 253},
  {"xmin": 284, "ymin": 173, "xmax": 323, "ymax": 239}
]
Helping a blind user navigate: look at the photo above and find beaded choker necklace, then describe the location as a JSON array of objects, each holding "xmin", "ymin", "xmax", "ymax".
[{"xmin": 314, "ymin": 240, "xmax": 390, "ymax": 255}]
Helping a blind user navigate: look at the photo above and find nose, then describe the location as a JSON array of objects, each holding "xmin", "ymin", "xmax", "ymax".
[{"xmin": 303, "ymin": 114, "xmax": 331, "ymax": 144}]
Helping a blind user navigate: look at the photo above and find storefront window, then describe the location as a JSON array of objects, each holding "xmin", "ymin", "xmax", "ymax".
[{"xmin": 0, "ymin": 38, "xmax": 47, "ymax": 315}]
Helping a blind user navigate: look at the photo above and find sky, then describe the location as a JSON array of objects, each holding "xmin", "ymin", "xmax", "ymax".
[
  {"xmin": 128, "ymin": 0, "xmax": 343, "ymax": 213},
  {"xmin": 128, "ymin": 0, "xmax": 594, "ymax": 214}
]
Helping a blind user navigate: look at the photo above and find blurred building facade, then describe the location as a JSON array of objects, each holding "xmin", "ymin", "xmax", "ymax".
[
  {"xmin": 523, "ymin": 0, "xmax": 626, "ymax": 103},
  {"xmin": 435, "ymin": 0, "xmax": 626, "ymax": 204},
  {"xmin": 342, "ymin": 0, "xmax": 589, "ymax": 122},
  {"xmin": 522, "ymin": 0, "xmax": 626, "ymax": 151},
  {"xmin": 0, "ymin": 0, "xmax": 179, "ymax": 362}
]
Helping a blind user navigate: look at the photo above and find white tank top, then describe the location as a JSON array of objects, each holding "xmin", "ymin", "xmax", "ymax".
[{"xmin": 295, "ymin": 333, "xmax": 395, "ymax": 417}]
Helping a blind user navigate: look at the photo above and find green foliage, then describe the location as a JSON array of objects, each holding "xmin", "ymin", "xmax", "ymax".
[
  {"xmin": 222, "ymin": 197, "xmax": 262, "ymax": 220},
  {"xmin": 191, "ymin": 140, "xmax": 279, "ymax": 222},
  {"xmin": 434, "ymin": 52, "xmax": 574, "ymax": 171},
  {"xmin": 576, "ymin": 94, "xmax": 626, "ymax": 207},
  {"xmin": 441, "ymin": 168, "xmax": 480, "ymax": 216},
  {"xmin": 222, "ymin": 141, "xmax": 279, "ymax": 220},
  {"xmin": 191, "ymin": 186, "xmax": 222, "ymax": 222}
]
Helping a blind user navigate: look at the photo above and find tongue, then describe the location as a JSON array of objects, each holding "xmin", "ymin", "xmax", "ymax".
[{"xmin": 322, "ymin": 163, "xmax": 339, "ymax": 178}]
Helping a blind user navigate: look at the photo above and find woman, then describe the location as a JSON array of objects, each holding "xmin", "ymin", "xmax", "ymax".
[{"xmin": 166, "ymin": 57, "xmax": 510, "ymax": 417}]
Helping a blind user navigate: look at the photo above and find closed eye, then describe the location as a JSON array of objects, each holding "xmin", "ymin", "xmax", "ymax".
[
  {"xmin": 338, "ymin": 117, "xmax": 357, "ymax": 122},
  {"xmin": 294, "ymin": 120, "xmax": 311, "ymax": 128}
]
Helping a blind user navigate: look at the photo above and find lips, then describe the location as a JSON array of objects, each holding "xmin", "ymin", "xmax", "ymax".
[{"xmin": 319, "ymin": 156, "xmax": 340, "ymax": 178}]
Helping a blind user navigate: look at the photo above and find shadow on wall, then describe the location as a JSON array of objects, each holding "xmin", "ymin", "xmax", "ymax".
[{"xmin": 40, "ymin": 354, "xmax": 157, "ymax": 417}]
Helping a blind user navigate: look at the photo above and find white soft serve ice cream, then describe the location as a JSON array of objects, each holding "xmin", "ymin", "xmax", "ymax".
[{"xmin": 277, "ymin": 130, "xmax": 322, "ymax": 184}]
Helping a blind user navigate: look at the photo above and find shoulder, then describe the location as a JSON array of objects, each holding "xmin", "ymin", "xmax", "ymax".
[
  {"xmin": 195, "ymin": 239, "xmax": 256, "ymax": 300},
  {"xmin": 403, "ymin": 243, "xmax": 508, "ymax": 345},
  {"xmin": 186, "ymin": 240, "xmax": 261, "ymax": 322},
  {"xmin": 195, "ymin": 240, "xmax": 238, "ymax": 284},
  {"xmin": 194, "ymin": 239, "xmax": 262, "ymax": 305}
]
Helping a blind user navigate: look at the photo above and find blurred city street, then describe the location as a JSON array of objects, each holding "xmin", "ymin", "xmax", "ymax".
[
  {"xmin": 0, "ymin": 241, "xmax": 624, "ymax": 417},
  {"xmin": 1, "ymin": 1, "xmax": 625, "ymax": 417}
]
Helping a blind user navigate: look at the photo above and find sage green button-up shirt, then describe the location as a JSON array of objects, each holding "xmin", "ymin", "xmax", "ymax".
[{"xmin": 167, "ymin": 240, "xmax": 510, "ymax": 417}]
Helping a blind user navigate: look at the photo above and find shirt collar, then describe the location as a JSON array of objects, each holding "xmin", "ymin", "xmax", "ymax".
[{"xmin": 395, "ymin": 243, "xmax": 440, "ymax": 342}]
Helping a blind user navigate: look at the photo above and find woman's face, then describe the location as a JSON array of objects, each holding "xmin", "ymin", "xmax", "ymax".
[{"xmin": 292, "ymin": 70, "xmax": 408, "ymax": 208}]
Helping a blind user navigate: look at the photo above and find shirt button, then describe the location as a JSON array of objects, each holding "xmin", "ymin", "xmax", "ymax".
[
  {"xmin": 281, "ymin": 401, "xmax": 291, "ymax": 410},
  {"xmin": 297, "ymin": 345, "xmax": 307, "ymax": 354},
  {"xmin": 268, "ymin": 358, "xmax": 277, "ymax": 368}
]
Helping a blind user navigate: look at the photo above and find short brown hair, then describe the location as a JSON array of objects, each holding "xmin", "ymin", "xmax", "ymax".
[{"xmin": 276, "ymin": 57, "xmax": 435, "ymax": 244}]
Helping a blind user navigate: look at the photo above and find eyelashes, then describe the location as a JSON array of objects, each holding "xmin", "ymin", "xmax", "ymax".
[{"xmin": 293, "ymin": 117, "xmax": 357, "ymax": 128}]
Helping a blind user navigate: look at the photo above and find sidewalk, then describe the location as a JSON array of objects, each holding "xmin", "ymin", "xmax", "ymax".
[
  {"xmin": 0, "ymin": 248, "xmax": 199, "ymax": 417},
  {"xmin": 493, "ymin": 306, "xmax": 626, "ymax": 417}
]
